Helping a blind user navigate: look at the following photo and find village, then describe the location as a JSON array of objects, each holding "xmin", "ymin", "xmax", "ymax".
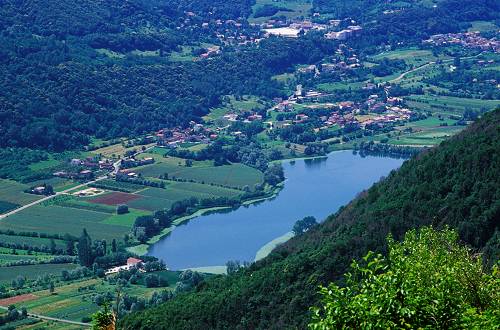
[{"xmin": 423, "ymin": 31, "xmax": 500, "ymax": 53}]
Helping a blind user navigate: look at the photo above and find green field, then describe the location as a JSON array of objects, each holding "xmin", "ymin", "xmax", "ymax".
[
  {"xmin": 0, "ymin": 250, "xmax": 55, "ymax": 265},
  {"xmin": 127, "ymin": 182, "xmax": 242, "ymax": 211},
  {"xmin": 0, "ymin": 205, "xmax": 129, "ymax": 241},
  {"xmin": 317, "ymin": 81, "xmax": 366, "ymax": 93},
  {"xmin": 101, "ymin": 208, "xmax": 150, "ymax": 227},
  {"xmin": 0, "ymin": 200, "xmax": 19, "ymax": 214},
  {"xmin": 468, "ymin": 20, "xmax": 498, "ymax": 32},
  {"xmin": 135, "ymin": 162, "xmax": 263, "ymax": 189},
  {"xmin": 0, "ymin": 180, "xmax": 42, "ymax": 207},
  {"xmin": 0, "ymin": 234, "xmax": 66, "ymax": 249},
  {"xmin": 370, "ymin": 48, "xmax": 447, "ymax": 67},
  {"xmin": 389, "ymin": 126, "xmax": 464, "ymax": 146},
  {"xmin": 0, "ymin": 263, "xmax": 78, "ymax": 284},
  {"xmin": 169, "ymin": 45, "xmax": 197, "ymax": 62},
  {"xmin": 406, "ymin": 94, "xmax": 500, "ymax": 114}
]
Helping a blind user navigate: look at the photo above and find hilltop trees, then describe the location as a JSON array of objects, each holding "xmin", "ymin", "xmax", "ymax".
[{"xmin": 310, "ymin": 227, "xmax": 500, "ymax": 329}]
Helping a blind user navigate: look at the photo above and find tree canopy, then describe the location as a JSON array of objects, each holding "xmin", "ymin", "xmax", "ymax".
[{"xmin": 310, "ymin": 227, "xmax": 499, "ymax": 329}]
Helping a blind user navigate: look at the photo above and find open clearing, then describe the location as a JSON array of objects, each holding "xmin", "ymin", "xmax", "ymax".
[{"xmin": 370, "ymin": 48, "xmax": 448, "ymax": 67}]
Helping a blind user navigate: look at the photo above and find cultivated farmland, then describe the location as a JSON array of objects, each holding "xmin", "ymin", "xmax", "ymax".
[
  {"xmin": 0, "ymin": 263, "xmax": 78, "ymax": 285},
  {"xmin": 88, "ymin": 192, "xmax": 141, "ymax": 206},
  {"xmin": 0, "ymin": 205, "xmax": 129, "ymax": 241},
  {"xmin": 0, "ymin": 179, "xmax": 42, "ymax": 207},
  {"xmin": 0, "ymin": 233, "xmax": 66, "ymax": 249},
  {"xmin": 135, "ymin": 162, "xmax": 263, "ymax": 189}
]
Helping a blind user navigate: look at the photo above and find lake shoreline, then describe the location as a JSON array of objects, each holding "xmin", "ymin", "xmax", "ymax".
[
  {"xmin": 146, "ymin": 151, "xmax": 405, "ymax": 270},
  {"xmin": 127, "ymin": 181, "xmax": 286, "ymax": 256}
]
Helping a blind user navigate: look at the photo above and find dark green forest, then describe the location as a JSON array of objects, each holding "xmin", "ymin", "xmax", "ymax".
[
  {"xmin": 120, "ymin": 110, "xmax": 499, "ymax": 329},
  {"xmin": 2, "ymin": 0, "xmax": 498, "ymax": 151}
]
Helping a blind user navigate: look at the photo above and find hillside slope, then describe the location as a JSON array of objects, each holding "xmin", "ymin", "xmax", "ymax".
[{"xmin": 120, "ymin": 110, "xmax": 499, "ymax": 329}]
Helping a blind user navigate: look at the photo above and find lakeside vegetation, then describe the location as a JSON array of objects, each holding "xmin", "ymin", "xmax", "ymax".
[{"xmin": 120, "ymin": 110, "xmax": 500, "ymax": 329}]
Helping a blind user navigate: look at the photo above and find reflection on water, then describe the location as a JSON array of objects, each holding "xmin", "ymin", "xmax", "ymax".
[{"xmin": 148, "ymin": 151, "xmax": 405, "ymax": 269}]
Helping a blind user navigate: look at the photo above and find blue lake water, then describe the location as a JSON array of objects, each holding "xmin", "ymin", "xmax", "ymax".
[{"xmin": 148, "ymin": 150, "xmax": 405, "ymax": 269}]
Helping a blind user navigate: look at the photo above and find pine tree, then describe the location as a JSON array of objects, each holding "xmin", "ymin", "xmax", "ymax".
[
  {"xmin": 77, "ymin": 229, "xmax": 93, "ymax": 267},
  {"xmin": 111, "ymin": 239, "xmax": 117, "ymax": 253}
]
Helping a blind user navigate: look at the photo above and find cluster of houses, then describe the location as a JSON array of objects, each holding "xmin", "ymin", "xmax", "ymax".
[
  {"xmin": 271, "ymin": 90, "xmax": 413, "ymax": 134},
  {"xmin": 262, "ymin": 19, "xmax": 332, "ymax": 38},
  {"xmin": 261, "ymin": 18, "xmax": 362, "ymax": 41},
  {"xmin": 199, "ymin": 46, "xmax": 221, "ymax": 59},
  {"xmin": 324, "ymin": 25, "xmax": 363, "ymax": 40},
  {"xmin": 25, "ymin": 185, "xmax": 53, "ymax": 196},
  {"xmin": 222, "ymin": 112, "xmax": 264, "ymax": 123},
  {"xmin": 423, "ymin": 32, "xmax": 500, "ymax": 52},
  {"xmin": 121, "ymin": 157, "xmax": 155, "ymax": 169},
  {"xmin": 156, "ymin": 122, "xmax": 215, "ymax": 148},
  {"xmin": 52, "ymin": 156, "xmax": 114, "ymax": 180},
  {"xmin": 105, "ymin": 257, "xmax": 144, "ymax": 275},
  {"xmin": 297, "ymin": 57, "xmax": 362, "ymax": 77}
]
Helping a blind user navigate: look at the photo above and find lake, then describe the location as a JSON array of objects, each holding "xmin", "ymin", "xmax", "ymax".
[{"xmin": 148, "ymin": 151, "xmax": 405, "ymax": 270}]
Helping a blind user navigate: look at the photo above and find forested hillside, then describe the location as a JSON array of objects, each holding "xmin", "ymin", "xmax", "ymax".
[
  {"xmin": 2, "ymin": 0, "xmax": 498, "ymax": 151},
  {"xmin": 120, "ymin": 109, "xmax": 499, "ymax": 329}
]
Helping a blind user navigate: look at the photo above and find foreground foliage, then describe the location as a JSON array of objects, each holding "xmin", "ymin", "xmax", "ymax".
[{"xmin": 310, "ymin": 227, "xmax": 500, "ymax": 329}]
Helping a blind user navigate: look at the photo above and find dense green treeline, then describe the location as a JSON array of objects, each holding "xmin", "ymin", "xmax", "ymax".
[
  {"xmin": 0, "ymin": 0, "xmax": 335, "ymax": 151},
  {"xmin": 120, "ymin": 110, "xmax": 499, "ymax": 329},
  {"xmin": 1, "ymin": 0, "xmax": 497, "ymax": 151}
]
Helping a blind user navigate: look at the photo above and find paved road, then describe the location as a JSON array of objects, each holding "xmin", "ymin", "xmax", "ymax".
[
  {"xmin": 0, "ymin": 176, "xmax": 108, "ymax": 220},
  {"xmin": 0, "ymin": 305, "xmax": 90, "ymax": 327}
]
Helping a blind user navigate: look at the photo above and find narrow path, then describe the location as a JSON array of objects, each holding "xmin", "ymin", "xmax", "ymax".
[{"xmin": 0, "ymin": 305, "xmax": 90, "ymax": 327}]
